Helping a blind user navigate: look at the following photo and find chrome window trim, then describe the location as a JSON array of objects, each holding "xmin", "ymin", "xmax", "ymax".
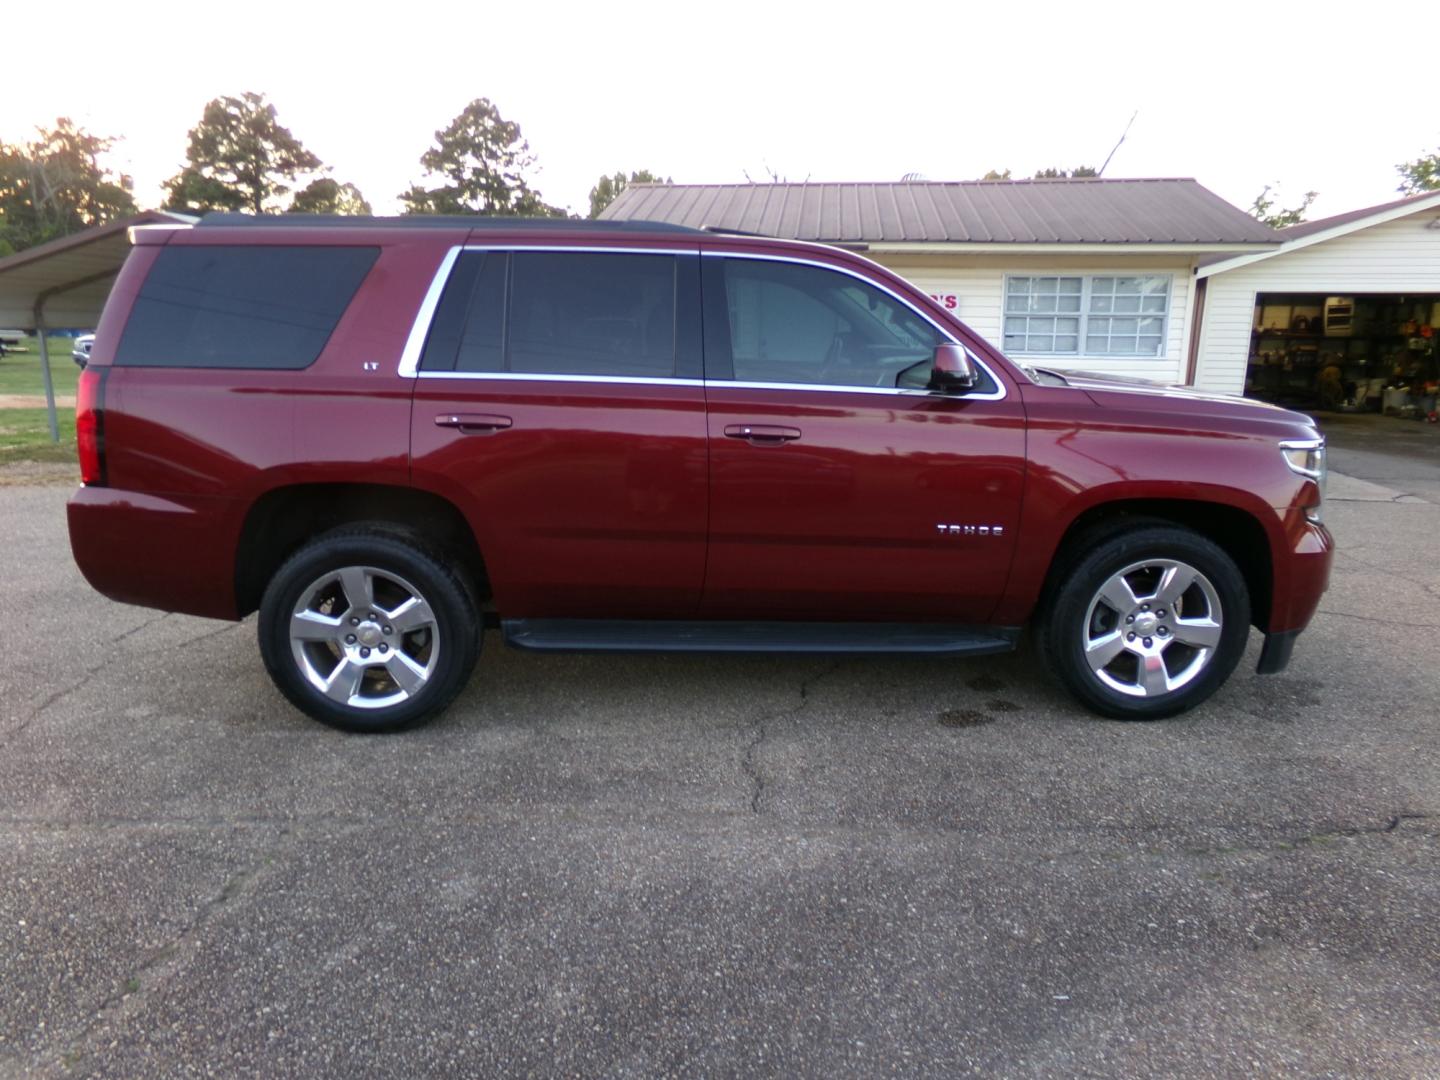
[
  {"xmin": 414, "ymin": 371, "xmax": 704, "ymax": 387},
  {"xmin": 710, "ymin": 380, "xmax": 968, "ymax": 398},
  {"xmin": 464, "ymin": 245, "xmax": 698, "ymax": 255},
  {"xmin": 397, "ymin": 243, "xmax": 1009, "ymax": 401},
  {"xmin": 409, "ymin": 371, "xmax": 963, "ymax": 397},
  {"xmin": 397, "ymin": 245, "xmax": 462, "ymax": 377}
]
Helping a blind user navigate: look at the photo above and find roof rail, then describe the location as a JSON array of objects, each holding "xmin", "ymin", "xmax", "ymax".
[
  {"xmin": 195, "ymin": 212, "xmax": 704, "ymax": 234},
  {"xmin": 700, "ymin": 224, "xmax": 774, "ymax": 238}
]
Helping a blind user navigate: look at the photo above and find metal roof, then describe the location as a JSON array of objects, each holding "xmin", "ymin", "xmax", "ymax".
[
  {"xmin": 1278, "ymin": 189, "xmax": 1440, "ymax": 240},
  {"xmin": 1196, "ymin": 188, "xmax": 1440, "ymax": 278},
  {"xmin": 600, "ymin": 178, "xmax": 1279, "ymax": 246},
  {"xmin": 0, "ymin": 210, "xmax": 193, "ymax": 327}
]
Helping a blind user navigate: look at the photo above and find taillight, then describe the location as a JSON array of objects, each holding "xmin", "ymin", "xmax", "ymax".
[{"xmin": 76, "ymin": 367, "xmax": 108, "ymax": 486}]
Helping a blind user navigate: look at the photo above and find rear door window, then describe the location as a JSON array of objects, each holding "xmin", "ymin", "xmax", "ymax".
[
  {"xmin": 115, "ymin": 245, "xmax": 377, "ymax": 369},
  {"xmin": 418, "ymin": 249, "xmax": 693, "ymax": 379},
  {"xmin": 509, "ymin": 252, "xmax": 675, "ymax": 378}
]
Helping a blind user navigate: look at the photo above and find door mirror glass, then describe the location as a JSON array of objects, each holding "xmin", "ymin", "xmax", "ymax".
[{"xmin": 928, "ymin": 343, "xmax": 978, "ymax": 393}]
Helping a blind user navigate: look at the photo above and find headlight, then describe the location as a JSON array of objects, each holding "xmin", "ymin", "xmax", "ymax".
[{"xmin": 1280, "ymin": 437, "xmax": 1326, "ymax": 521}]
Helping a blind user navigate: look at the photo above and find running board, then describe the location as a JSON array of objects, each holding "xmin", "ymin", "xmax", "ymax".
[{"xmin": 501, "ymin": 619, "xmax": 1020, "ymax": 656}]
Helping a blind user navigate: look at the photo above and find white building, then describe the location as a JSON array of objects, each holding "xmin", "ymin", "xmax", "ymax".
[{"xmin": 1193, "ymin": 190, "xmax": 1440, "ymax": 407}]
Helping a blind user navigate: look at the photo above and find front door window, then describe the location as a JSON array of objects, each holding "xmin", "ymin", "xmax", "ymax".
[{"xmin": 718, "ymin": 258, "xmax": 978, "ymax": 391}]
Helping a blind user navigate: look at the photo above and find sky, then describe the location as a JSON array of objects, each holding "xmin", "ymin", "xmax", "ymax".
[{"xmin": 3, "ymin": 0, "xmax": 1434, "ymax": 221}]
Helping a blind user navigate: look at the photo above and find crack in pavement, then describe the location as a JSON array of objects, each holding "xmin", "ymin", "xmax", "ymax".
[
  {"xmin": 111, "ymin": 611, "xmax": 171, "ymax": 645},
  {"xmin": 1327, "ymin": 492, "xmax": 1426, "ymax": 504},
  {"xmin": 1330, "ymin": 550, "xmax": 1440, "ymax": 601},
  {"xmin": 3, "ymin": 620, "xmax": 245, "ymax": 739},
  {"xmin": 5, "ymin": 664, "xmax": 108, "ymax": 741},
  {"xmin": 1033, "ymin": 815, "xmax": 1438, "ymax": 868},
  {"xmin": 40, "ymin": 829, "xmax": 293, "ymax": 1077},
  {"xmin": 1155, "ymin": 813, "xmax": 1436, "ymax": 861},
  {"xmin": 1316, "ymin": 608, "xmax": 1440, "ymax": 631},
  {"xmin": 0, "ymin": 809, "xmax": 1431, "ymax": 842},
  {"xmin": 741, "ymin": 661, "xmax": 845, "ymax": 815}
]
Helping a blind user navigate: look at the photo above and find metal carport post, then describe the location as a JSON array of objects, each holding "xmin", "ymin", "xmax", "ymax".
[
  {"xmin": 0, "ymin": 211, "xmax": 195, "ymax": 442},
  {"xmin": 33, "ymin": 270, "xmax": 117, "ymax": 440}
]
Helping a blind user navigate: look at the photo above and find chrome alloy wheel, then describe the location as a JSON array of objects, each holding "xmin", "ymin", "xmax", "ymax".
[
  {"xmin": 1081, "ymin": 558, "xmax": 1223, "ymax": 698},
  {"xmin": 288, "ymin": 566, "xmax": 439, "ymax": 709}
]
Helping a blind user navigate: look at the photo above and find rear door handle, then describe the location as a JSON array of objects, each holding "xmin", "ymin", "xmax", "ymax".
[
  {"xmin": 435, "ymin": 413, "xmax": 513, "ymax": 434},
  {"xmin": 723, "ymin": 423, "xmax": 802, "ymax": 444}
]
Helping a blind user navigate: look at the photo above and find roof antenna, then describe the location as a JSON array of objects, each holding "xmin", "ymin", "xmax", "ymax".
[{"xmin": 1097, "ymin": 111, "xmax": 1138, "ymax": 177}]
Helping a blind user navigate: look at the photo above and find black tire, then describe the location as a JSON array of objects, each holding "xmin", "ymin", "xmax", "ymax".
[
  {"xmin": 258, "ymin": 526, "xmax": 480, "ymax": 733},
  {"xmin": 1038, "ymin": 524, "xmax": 1250, "ymax": 720}
]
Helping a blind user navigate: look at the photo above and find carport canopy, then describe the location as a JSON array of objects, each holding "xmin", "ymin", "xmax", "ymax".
[{"xmin": 0, "ymin": 210, "xmax": 193, "ymax": 439}]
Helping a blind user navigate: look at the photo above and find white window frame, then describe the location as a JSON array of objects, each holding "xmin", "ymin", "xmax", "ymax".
[{"xmin": 1002, "ymin": 273, "xmax": 1172, "ymax": 359}]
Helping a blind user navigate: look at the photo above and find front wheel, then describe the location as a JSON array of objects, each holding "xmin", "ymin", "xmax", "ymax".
[
  {"xmin": 1039, "ymin": 525, "xmax": 1251, "ymax": 720},
  {"xmin": 258, "ymin": 527, "xmax": 480, "ymax": 733}
]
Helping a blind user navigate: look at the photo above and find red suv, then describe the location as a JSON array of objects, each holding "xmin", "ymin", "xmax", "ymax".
[{"xmin": 67, "ymin": 215, "xmax": 1332, "ymax": 732}]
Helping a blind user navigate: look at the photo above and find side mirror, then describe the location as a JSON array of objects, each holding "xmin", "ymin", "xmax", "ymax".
[{"xmin": 928, "ymin": 343, "xmax": 978, "ymax": 394}]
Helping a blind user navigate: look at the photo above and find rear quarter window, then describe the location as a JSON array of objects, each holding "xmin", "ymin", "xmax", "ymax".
[{"xmin": 114, "ymin": 245, "xmax": 378, "ymax": 369}]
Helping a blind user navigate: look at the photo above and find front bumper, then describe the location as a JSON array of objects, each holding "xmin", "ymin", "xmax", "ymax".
[
  {"xmin": 1256, "ymin": 629, "xmax": 1299, "ymax": 674},
  {"xmin": 1257, "ymin": 519, "xmax": 1334, "ymax": 674}
]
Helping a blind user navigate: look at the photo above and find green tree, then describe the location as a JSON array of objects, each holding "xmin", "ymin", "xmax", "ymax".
[
  {"xmin": 588, "ymin": 169, "xmax": 670, "ymax": 218},
  {"xmin": 978, "ymin": 168, "xmax": 1012, "ymax": 181},
  {"xmin": 1397, "ymin": 143, "xmax": 1440, "ymax": 194},
  {"xmin": 0, "ymin": 118, "xmax": 137, "ymax": 252},
  {"xmin": 1249, "ymin": 183, "xmax": 1317, "ymax": 229},
  {"xmin": 289, "ymin": 178, "xmax": 372, "ymax": 215},
  {"xmin": 400, "ymin": 98, "xmax": 564, "ymax": 217},
  {"xmin": 163, "ymin": 92, "xmax": 321, "ymax": 214},
  {"xmin": 1032, "ymin": 166, "xmax": 1099, "ymax": 178}
]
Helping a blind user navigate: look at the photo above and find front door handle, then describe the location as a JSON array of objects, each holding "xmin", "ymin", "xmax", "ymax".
[
  {"xmin": 723, "ymin": 423, "xmax": 802, "ymax": 444},
  {"xmin": 435, "ymin": 413, "xmax": 513, "ymax": 434}
]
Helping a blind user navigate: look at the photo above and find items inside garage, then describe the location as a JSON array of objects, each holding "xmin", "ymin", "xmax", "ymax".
[{"xmin": 1246, "ymin": 292, "xmax": 1440, "ymax": 419}]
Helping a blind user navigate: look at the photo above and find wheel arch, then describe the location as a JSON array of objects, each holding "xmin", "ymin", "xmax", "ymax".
[
  {"xmin": 234, "ymin": 482, "xmax": 490, "ymax": 618},
  {"xmin": 1033, "ymin": 496, "xmax": 1276, "ymax": 632}
]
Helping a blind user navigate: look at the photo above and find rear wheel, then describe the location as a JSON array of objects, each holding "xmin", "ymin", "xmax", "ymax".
[
  {"xmin": 1039, "ymin": 525, "xmax": 1250, "ymax": 720},
  {"xmin": 258, "ymin": 527, "xmax": 480, "ymax": 732}
]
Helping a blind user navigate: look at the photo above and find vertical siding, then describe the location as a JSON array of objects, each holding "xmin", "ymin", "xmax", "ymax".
[
  {"xmin": 873, "ymin": 253, "xmax": 1194, "ymax": 384},
  {"xmin": 1194, "ymin": 212, "xmax": 1440, "ymax": 394},
  {"xmin": 1192, "ymin": 275, "xmax": 1258, "ymax": 394}
]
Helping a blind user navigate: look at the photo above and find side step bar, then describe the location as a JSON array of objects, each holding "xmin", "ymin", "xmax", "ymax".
[{"xmin": 502, "ymin": 619, "xmax": 1021, "ymax": 656}]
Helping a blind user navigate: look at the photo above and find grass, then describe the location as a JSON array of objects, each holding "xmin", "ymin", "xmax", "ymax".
[
  {"xmin": 0, "ymin": 407, "xmax": 77, "ymax": 465},
  {"xmin": 0, "ymin": 336, "xmax": 81, "ymax": 467},
  {"xmin": 0, "ymin": 335, "xmax": 83, "ymax": 397}
]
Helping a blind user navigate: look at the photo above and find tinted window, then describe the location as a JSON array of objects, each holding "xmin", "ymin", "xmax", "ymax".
[
  {"xmin": 419, "ymin": 252, "xmax": 506, "ymax": 373},
  {"xmin": 115, "ymin": 246, "xmax": 377, "ymax": 369},
  {"xmin": 508, "ymin": 252, "xmax": 675, "ymax": 377},
  {"xmin": 720, "ymin": 259, "xmax": 950, "ymax": 389}
]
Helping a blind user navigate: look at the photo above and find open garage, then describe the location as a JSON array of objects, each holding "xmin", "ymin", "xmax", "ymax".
[{"xmin": 1193, "ymin": 191, "xmax": 1440, "ymax": 423}]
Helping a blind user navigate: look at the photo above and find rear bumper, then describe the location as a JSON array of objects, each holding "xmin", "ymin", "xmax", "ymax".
[{"xmin": 68, "ymin": 486, "xmax": 241, "ymax": 620}]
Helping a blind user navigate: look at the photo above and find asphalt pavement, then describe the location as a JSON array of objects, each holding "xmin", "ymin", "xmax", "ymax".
[{"xmin": 0, "ymin": 460, "xmax": 1436, "ymax": 1078}]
